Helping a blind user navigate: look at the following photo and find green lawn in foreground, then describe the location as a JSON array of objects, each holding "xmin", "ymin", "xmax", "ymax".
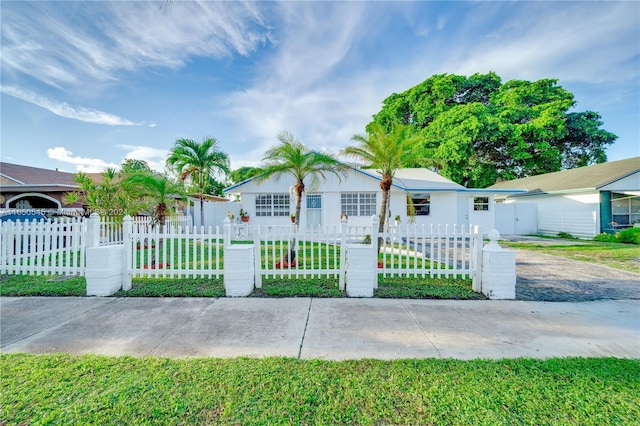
[{"xmin": 1, "ymin": 354, "xmax": 638, "ymax": 425}]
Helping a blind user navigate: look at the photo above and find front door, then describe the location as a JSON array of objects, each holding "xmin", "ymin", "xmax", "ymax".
[{"xmin": 306, "ymin": 194, "xmax": 322, "ymax": 227}]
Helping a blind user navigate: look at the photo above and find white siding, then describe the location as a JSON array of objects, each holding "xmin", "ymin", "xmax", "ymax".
[
  {"xmin": 229, "ymin": 168, "xmax": 485, "ymax": 229},
  {"xmin": 600, "ymin": 171, "xmax": 640, "ymax": 191}
]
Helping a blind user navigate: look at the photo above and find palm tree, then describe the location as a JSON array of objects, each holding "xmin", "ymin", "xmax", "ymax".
[
  {"xmin": 341, "ymin": 123, "xmax": 416, "ymax": 234},
  {"xmin": 123, "ymin": 173, "xmax": 184, "ymax": 227},
  {"xmin": 62, "ymin": 168, "xmax": 139, "ymax": 220},
  {"xmin": 255, "ymin": 131, "xmax": 344, "ymax": 260},
  {"xmin": 166, "ymin": 137, "xmax": 230, "ymax": 227}
]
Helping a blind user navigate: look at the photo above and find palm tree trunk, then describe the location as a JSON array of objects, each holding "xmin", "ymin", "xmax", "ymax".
[{"xmin": 289, "ymin": 187, "xmax": 303, "ymax": 262}]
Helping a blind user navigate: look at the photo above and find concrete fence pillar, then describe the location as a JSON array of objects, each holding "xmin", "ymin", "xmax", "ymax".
[
  {"xmin": 344, "ymin": 215, "xmax": 379, "ymax": 298},
  {"xmin": 86, "ymin": 245, "xmax": 126, "ymax": 296},
  {"xmin": 345, "ymin": 244, "xmax": 377, "ymax": 297},
  {"xmin": 224, "ymin": 244, "xmax": 255, "ymax": 297},
  {"xmin": 481, "ymin": 229, "xmax": 516, "ymax": 299}
]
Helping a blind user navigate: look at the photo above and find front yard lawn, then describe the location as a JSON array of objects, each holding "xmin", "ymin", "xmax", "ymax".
[{"xmin": 2, "ymin": 354, "xmax": 638, "ymax": 425}]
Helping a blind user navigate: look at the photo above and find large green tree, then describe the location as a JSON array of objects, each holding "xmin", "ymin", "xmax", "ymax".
[
  {"xmin": 121, "ymin": 159, "xmax": 152, "ymax": 173},
  {"xmin": 229, "ymin": 166, "xmax": 261, "ymax": 185},
  {"xmin": 341, "ymin": 123, "xmax": 417, "ymax": 233},
  {"xmin": 166, "ymin": 137, "xmax": 230, "ymax": 227},
  {"xmin": 370, "ymin": 72, "xmax": 617, "ymax": 187},
  {"xmin": 255, "ymin": 131, "xmax": 344, "ymax": 260}
]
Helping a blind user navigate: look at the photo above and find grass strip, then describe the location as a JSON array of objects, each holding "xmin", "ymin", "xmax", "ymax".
[
  {"xmin": 0, "ymin": 274, "xmax": 86, "ymax": 296},
  {"xmin": 501, "ymin": 240, "xmax": 640, "ymax": 273},
  {"xmin": 114, "ymin": 278, "xmax": 225, "ymax": 297},
  {"xmin": 376, "ymin": 277, "xmax": 484, "ymax": 299},
  {"xmin": 251, "ymin": 277, "xmax": 345, "ymax": 297},
  {"xmin": 1, "ymin": 354, "xmax": 638, "ymax": 425}
]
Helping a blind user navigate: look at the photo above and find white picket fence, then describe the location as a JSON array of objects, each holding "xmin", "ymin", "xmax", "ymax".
[
  {"xmin": 125, "ymin": 219, "xmax": 223, "ymax": 279},
  {"xmin": 1, "ymin": 214, "xmax": 481, "ymax": 284},
  {"xmin": 251, "ymin": 219, "xmax": 481, "ymax": 287},
  {"xmin": 0, "ymin": 217, "xmax": 86, "ymax": 275},
  {"xmin": 378, "ymin": 223, "xmax": 481, "ymax": 279},
  {"xmin": 100, "ymin": 215, "xmax": 194, "ymax": 245}
]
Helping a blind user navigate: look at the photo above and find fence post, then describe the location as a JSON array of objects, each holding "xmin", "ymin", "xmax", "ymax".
[
  {"xmin": 122, "ymin": 215, "xmax": 133, "ymax": 291},
  {"xmin": 86, "ymin": 213, "xmax": 100, "ymax": 249},
  {"xmin": 472, "ymin": 225, "xmax": 483, "ymax": 292},
  {"xmin": 253, "ymin": 225, "xmax": 262, "ymax": 289},
  {"xmin": 481, "ymin": 229, "xmax": 516, "ymax": 299},
  {"xmin": 371, "ymin": 215, "xmax": 379, "ymax": 289},
  {"xmin": 223, "ymin": 216, "xmax": 232, "ymax": 247},
  {"xmin": 339, "ymin": 215, "xmax": 347, "ymax": 291}
]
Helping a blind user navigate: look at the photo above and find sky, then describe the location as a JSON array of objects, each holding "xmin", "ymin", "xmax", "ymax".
[{"xmin": 1, "ymin": 1, "xmax": 639, "ymax": 176}]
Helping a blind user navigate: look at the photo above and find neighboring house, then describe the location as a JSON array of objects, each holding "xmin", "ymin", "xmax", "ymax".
[
  {"xmin": 489, "ymin": 157, "xmax": 640, "ymax": 237},
  {"xmin": 0, "ymin": 162, "xmax": 86, "ymax": 211},
  {"xmin": 224, "ymin": 161, "xmax": 518, "ymax": 234},
  {"xmin": 184, "ymin": 194, "xmax": 233, "ymax": 228}
]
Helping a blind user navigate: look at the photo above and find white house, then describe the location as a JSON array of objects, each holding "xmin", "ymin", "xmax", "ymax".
[
  {"xmin": 224, "ymin": 160, "xmax": 514, "ymax": 234},
  {"xmin": 489, "ymin": 156, "xmax": 640, "ymax": 237}
]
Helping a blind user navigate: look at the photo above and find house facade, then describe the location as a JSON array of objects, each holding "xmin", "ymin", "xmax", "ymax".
[
  {"xmin": 224, "ymin": 163, "xmax": 510, "ymax": 234},
  {"xmin": 489, "ymin": 157, "xmax": 640, "ymax": 237}
]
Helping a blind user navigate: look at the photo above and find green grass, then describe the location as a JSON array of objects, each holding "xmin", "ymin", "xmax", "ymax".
[
  {"xmin": 114, "ymin": 278, "xmax": 225, "ymax": 297},
  {"xmin": 0, "ymin": 274, "xmax": 480, "ymax": 299},
  {"xmin": 376, "ymin": 276, "xmax": 484, "ymax": 299},
  {"xmin": 0, "ymin": 274, "xmax": 86, "ymax": 296},
  {"xmin": 251, "ymin": 277, "xmax": 345, "ymax": 297},
  {"xmin": 2, "ymin": 354, "xmax": 638, "ymax": 425},
  {"xmin": 501, "ymin": 240, "xmax": 640, "ymax": 273}
]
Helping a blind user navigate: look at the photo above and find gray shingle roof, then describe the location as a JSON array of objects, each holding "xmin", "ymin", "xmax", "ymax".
[{"xmin": 488, "ymin": 157, "xmax": 640, "ymax": 194}]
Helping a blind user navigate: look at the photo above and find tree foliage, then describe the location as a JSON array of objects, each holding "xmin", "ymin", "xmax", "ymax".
[
  {"xmin": 370, "ymin": 72, "xmax": 617, "ymax": 187},
  {"xmin": 62, "ymin": 168, "xmax": 140, "ymax": 220},
  {"xmin": 166, "ymin": 137, "xmax": 230, "ymax": 226},
  {"xmin": 256, "ymin": 131, "xmax": 345, "ymax": 228},
  {"xmin": 121, "ymin": 158, "xmax": 152, "ymax": 173},
  {"xmin": 341, "ymin": 123, "xmax": 418, "ymax": 232},
  {"xmin": 123, "ymin": 173, "xmax": 184, "ymax": 225},
  {"xmin": 229, "ymin": 166, "xmax": 261, "ymax": 184}
]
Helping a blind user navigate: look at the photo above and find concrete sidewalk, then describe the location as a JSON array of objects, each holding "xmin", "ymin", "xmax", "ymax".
[{"xmin": 1, "ymin": 297, "xmax": 638, "ymax": 360}]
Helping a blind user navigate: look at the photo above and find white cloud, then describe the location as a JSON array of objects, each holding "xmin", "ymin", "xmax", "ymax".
[
  {"xmin": 47, "ymin": 147, "xmax": 119, "ymax": 173},
  {"xmin": 1, "ymin": 1, "xmax": 270, "ymax": 90},
  {"xmin": 1, "ymin": 85, "xmax": 143, "ymax": 126},
  {"xmin": 445, "ymin": 2, "xmax": 639, "ymax": 85}
]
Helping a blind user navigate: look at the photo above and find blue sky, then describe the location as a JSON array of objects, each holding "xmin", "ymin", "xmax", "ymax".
[{"xmin": 1, "ymin": 1, "xmax": 639, "ymax": 175}]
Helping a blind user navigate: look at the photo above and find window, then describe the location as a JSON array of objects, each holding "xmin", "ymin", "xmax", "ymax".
[
  {"xmin": 611, "ymin": 193, "xmax": 640, "ymax": 226},
  {"xmin": 407, "ymin": 194, "xmax": 430, "ymax": 215},
  {"xmin": 306, "ymin": 194, "xmax": 321, "ymax": 209},
  {"xmin": 255, "ymin": 194, "xmax": 290, "ymax": 217},
  {"xmin": 473, "ymin": 197, "xmax": 490, "ymax": 211},
  {"xmin": 341, "ymin": 193, "xmax": 376, "ymax": 217}
]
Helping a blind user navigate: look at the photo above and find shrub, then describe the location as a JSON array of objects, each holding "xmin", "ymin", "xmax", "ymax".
[
  {"xmin": 593, "ymin": 233, "xmax": 617, "ymax": 242},
  {"xmin": 616, "ymin": 227, "xmax": 640, "ymax": 245},
  {"xmin": 557, "ymin": 231, "xmax": 575, "ymax": 239}
]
